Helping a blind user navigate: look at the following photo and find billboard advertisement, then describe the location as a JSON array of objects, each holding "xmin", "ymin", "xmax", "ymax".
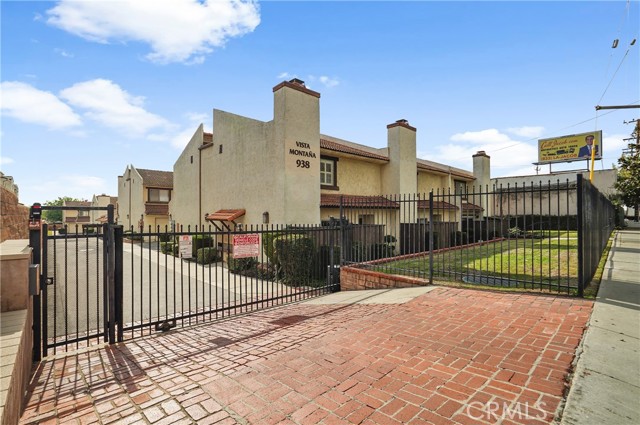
[{"xmin": 537, "ymin": 131, "xmax": 602, "ymax": 164}]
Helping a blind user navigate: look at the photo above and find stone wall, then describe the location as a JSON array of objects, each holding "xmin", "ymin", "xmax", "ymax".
[{"xmin": 0, "ymin": 187, "xmax": 29, "ymax": 243}]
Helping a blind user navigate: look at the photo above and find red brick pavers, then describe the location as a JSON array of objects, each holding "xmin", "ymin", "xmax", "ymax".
[{"xmin": 19, "ymin": 287, "xmax": 592, "ymax": 424}]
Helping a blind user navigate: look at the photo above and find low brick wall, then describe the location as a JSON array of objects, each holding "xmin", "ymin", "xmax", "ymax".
[{"xmin": 340, "ymin": 266, "xmax": 429, "ymax": 290}]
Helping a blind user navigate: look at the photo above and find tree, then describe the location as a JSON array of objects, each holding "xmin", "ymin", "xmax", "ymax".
[
  {"xmin": 615, "ymin": 122, "xmax": 640, "ymax": 222},
  {"xmin": 42, "ymin": 196, "xmax": 85, "ymax": 223}
]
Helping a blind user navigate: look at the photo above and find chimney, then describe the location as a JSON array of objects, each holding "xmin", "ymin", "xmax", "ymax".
[{"xmin": 383, "ymin": 119, "xmax": 417, "ymax": 196}]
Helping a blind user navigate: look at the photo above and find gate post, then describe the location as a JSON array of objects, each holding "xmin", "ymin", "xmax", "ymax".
[
  {"xmin": 106, "ymin": 205, "xmax": 116, "ymax": 343},
  {"xmin": 29, "ymin": 223, "xmax": 41, "ymax": 362},
  {"xmin": 577, "ymin": 174, "xmax": 584, "ymax": 297},
  {"xmin": 429, "ymin": 191, "xmax": 434, "ymax": 285},
  {"xmin": 114, "ymin": 225, "xmax": 124, "ymax": 342}
]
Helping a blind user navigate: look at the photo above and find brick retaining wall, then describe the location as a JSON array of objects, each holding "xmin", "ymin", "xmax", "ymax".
[{"xmin": 340, "ymin": 266, "xmax": 429, "ymax": 290}]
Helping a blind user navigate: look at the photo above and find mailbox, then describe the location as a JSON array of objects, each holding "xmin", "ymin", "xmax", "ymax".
[{"xmin": 30, "ymin": 203, "xmax": 42, "ymax": 221}]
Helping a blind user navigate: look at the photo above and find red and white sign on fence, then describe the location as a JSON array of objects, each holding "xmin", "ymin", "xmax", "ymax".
[{"xmin": 232, "ymin": 234, "xmax": 260, "ymax": 259}]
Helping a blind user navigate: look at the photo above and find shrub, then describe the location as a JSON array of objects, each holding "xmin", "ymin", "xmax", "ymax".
[
  {"xmin": 160, "ymin": 242, "xmax": 177, "ymax": 255},
  {"xmin": 262, "ymin": 231, "xmax": 285, "ymax": 264},
  {"xmin": 192, "ymin": 235, "xmax": 214, "ymax": 255},
  {"xmin": 196, "ymin": 247, "xmax": 219, "ymax": 264},
  {"xmin": 227, "ymin": 257, "xmax": 258, "ymax": 273},
  {"xmin": 274, "ymin": 235, "xmax": 315, "ymax": 286},
  {"xmin": 158, "ymin": 233, "xmax": 172, "ymax": 243}
]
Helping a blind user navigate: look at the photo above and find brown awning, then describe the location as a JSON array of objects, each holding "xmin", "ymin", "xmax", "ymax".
[
  {"xmin": 145, "ymin": 203, "xmax": 169, "ymax": 215},
  {"xmin": 462, "ymin": 202, "xmax": 484, "ymax": 212},
  {"xmin": 204, "ymin": 209, "xmax": 245, "ymax": 230}
]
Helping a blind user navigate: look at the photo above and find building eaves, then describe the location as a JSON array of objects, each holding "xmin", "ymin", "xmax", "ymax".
[
  {"xmin": 320, "ymin": 194, "xmax": 399, "ymax": 209},
  {"xmin": 320, "ymin": 139, "xmax": 389, "ymax": 162}
]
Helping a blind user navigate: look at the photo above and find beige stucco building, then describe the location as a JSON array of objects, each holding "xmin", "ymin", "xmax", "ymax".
[
  {"xmin": 171, "ymin": 79, "xmax": 479, "ymax": 229},
  {"xmin": 117, "ymin": 165, "xmax": 173, "ymax": 231}
]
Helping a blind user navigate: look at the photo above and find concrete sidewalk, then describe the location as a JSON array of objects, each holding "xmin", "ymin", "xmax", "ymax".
[{"xmin": 560, "ymin": 227, "xmax": 640, "ymax": 425}]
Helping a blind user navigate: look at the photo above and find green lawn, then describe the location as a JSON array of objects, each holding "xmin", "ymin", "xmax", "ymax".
[{"xmin": 372, "ymin": 231, "xmax": 579, "ymax": 293}]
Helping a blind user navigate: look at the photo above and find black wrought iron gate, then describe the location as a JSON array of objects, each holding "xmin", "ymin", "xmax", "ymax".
[{"xmin": 30, "ymin": 204, "xmax": 122, "ymax": 359}]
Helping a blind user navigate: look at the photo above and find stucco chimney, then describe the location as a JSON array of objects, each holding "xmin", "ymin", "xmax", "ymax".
[
  {"xmin": 272, "ymin": 79, "xmax": 321, "ymax": 224},
  {"xmin": 383, "ymin": 119, "xmax": 417, "ymax": 196},
  {"xmin": 472, "ymin": 150, "xmax": 491, "ymax": 191}
]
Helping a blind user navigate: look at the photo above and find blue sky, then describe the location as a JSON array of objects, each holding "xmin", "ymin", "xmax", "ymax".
[{"xmin": 1, "ymin": 0, "xmax": 638, "ymax": 207}]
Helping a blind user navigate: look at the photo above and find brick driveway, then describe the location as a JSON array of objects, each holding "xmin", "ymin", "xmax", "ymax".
[{"xmin": 20, "ymin": 287, "xmax": 592, "ymax": 425}]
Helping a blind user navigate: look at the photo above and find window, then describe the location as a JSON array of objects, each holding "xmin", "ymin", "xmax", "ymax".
[
  {"xmin": 320, "ymin": 156, "xmax": 338, "ymax": 189},
  {"xmin": 454, "ymin": 180, "xmax": 467, "ymax": 199},
  {"xmin": 358, "ymin": 214, "xmax": 374, "ymax": 225},
  {"xmin": 148, "ymin": 188, "xmax": 171, "ymax": 203}
]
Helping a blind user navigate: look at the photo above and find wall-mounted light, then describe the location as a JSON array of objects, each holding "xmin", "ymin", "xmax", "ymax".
[{"xmin": 262, "ymin": 211, "xmax": 269, "ymax": 224}]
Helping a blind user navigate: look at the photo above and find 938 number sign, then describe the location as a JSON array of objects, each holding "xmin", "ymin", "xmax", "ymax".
[{"xmin": 296, "ymin": 160, "xmax": 310, "ymax": 169}]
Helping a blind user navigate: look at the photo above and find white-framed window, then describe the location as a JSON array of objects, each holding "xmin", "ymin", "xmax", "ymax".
[
  {"xmin": 320, "ymin": 157, "xmax": 338, "ymax": 189},
  {"xmin": 148, "ymin": 188, "xmax": 171, "ymax": 203}
]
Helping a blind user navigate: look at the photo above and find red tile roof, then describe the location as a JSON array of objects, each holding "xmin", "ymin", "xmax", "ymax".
[
  {"xmin": 65, "ymin": 216, "xmax": 91, "ymax": 223},
  {"xmin": 63, "ymin": 201, "xmax": 91, "ymax": 207},
  {"xmin": 205, "ymin": 209, "xmax": 246, "ymax": 222},
  {"xmin": 320, "ymin": 194, "xmax": 399, "ymax": 209},
  {"xmin": 417, "ymin": 200, "xmax": 458, "ymax": 210},
  {"xmin": 320, "ymin": 139, "xmax": 389, "ymax": 161},
  {"xmin": 203, "ymin": 132, "xmax": 213, "ymax": 144},
  {"xmin": 137, "ymin": 168, "xmax": 173, "ymax": 188},
  {"xmin": 462, "ymin": 202, "xmax": 484, "ymax": 212}
]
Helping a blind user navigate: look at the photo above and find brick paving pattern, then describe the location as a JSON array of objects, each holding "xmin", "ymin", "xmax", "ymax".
[{"xmin": 19, "ymin": 287, "xmax": 592, "ymax": 424}]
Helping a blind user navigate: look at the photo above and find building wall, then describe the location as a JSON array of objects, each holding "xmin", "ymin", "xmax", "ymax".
[
  {"xmin": 117, "ymin": 166, "xmax": 145, "ymax": 229},
  {"xmin": 172, "ymin": 125, "xmax": 206, "ymax": 227},
  {"xmin": 201, "ymin": 110, "xmax": 276, "ymax": 225},
  {"xmin": 325, "ymin": 156, "xmax": 382, "ymax": 196},
  {"xmin": 417, "ymin": 173, "xmax": 448, "ymax": 194}
]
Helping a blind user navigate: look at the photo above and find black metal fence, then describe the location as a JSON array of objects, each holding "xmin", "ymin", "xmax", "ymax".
[
  {"xmin": 577, "ymin": 174, "xmax": 616, "ymax": 295},
  {"xmin": 30, "ymin": 177, "xmax": 614, "ymax": 355},
  {"xmin": 119, "ymin": 224, "xmax": 339, "ymax": 341},
  {"xmin": 339, "ymin": 177, "xmax": 615, "ymax": 296},
  {"xmin": 31, "ymin": 216, "xmax": 340, "ymax": 356}
]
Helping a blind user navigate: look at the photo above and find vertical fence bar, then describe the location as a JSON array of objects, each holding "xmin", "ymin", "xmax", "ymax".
[
  {"xmin": 114, "ymin": 225, "xmax": 124, "ymax": 342},
  {"xmin": 576, "ymin": 174, "xmax": 584, "ymax": 297}
]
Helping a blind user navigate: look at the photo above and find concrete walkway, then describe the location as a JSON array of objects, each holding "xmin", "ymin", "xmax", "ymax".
[{"xmin": 560, "ymin": 227, "xmax": 640, "ymax": 425}]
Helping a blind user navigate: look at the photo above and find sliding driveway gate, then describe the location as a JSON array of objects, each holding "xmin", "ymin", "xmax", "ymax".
[{"xmin": 30, "ymin": 210, "xmax": 340, "ymax": 358}]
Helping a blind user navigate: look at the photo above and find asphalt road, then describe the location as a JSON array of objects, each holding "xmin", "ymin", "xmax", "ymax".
[{"xmin": 42, "ymin": 237, "xmax": 303, "ymax": 349}]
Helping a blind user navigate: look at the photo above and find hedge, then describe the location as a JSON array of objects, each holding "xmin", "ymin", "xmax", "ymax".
[
  {"xmin": 274, "ymin": 235, "xmax": 315, "ymax": 286},
  {"xmin": 196, "ymin": 247, "xmax": 220, "ymax": 264}
]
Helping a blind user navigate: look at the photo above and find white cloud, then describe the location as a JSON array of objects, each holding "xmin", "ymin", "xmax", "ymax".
[
  {"xmin": 60, "ymin": 79, "xmax": 171, "ymax": 137},
  {"xmin": 31, "ymin": 174, "xmax": 108, "ymax": 202},
  {"xmin": 506, "ymin": 126, "xmax": 545, "ymax": 138},
  {"xmin": 318, "ymin": 76, "xmax": 339, "ymax": 88},
  {"xmin": 0, "ymin": 81, "xmax": 82, "ymax": 129},
  {"xmin": 0, "ymin": 156, "xmax": 15, "ymax": 165},
  {"xmin": 277, "ymin": 72, "xmax": 293, "ymax": 79},
  {"xmin": 54, "ymin": 48, "xmax": 74, "ymax": 58},
  {"xmin": 450, "ymin": 128, "xmax": 511, "ymax": 144},
  {"xmin": 602, "ymin": 133, "xmax": 629, "ymax": 154},
  {"xmin": 46, "ymin": 0, "xmax": 261, "ymax": 64},
  {"xmin": 420, "ymin": 128, "xmax": 539, "ymax": 178}
]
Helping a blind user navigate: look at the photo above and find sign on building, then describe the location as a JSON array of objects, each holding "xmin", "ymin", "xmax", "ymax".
[
  {"xmin": 537, "ymin": 130, "xmax": 602, "ymax": 164},
  {"xmin": 179, "ymin": 235, "xmax": 192, "ymax": 259},
  {"xmin": 233, "ymin": 234, "xmax": 260, "ymax": 259}
]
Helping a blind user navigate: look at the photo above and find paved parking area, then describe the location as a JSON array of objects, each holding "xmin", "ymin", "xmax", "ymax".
[{"xmin": 19, "ymin": 287, "xmax": 592, "ymax": 424}]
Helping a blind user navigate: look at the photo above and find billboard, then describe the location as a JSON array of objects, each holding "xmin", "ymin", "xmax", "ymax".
[{"xmin": 537, "ymin": 130, "xmax": 602, "ymax": 164}]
